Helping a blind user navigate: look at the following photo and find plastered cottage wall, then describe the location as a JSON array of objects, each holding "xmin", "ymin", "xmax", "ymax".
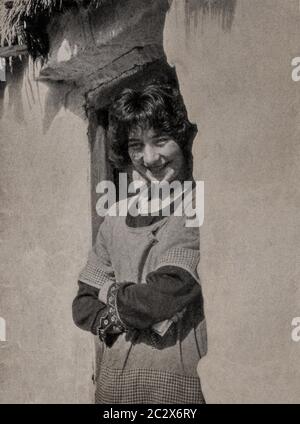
[
  {"xmin": 164, "ymin": 0, "xmax": 300, "ymax": 403},
  {"xmin": 0, "ymin": 60, "xmax": 93, "ymax": 403}
]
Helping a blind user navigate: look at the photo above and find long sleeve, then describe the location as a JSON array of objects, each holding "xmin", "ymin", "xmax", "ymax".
[
  {"xmin": 72, "ymin": 281, "xmax": 107, "ymax": 335},
  {"xmin": 73, "ymin": 264, "xmax": 202, "ymax": 335},
  {"xmin": 107, "ymin": 265, "xmax": 202, "ymax": 330},
  {"xmin": 76, "ymin": 203, "xmax": 202, "ymax": 336},
  {"xmin": 97, "ymin": 210, "xmax": 202, "ymax": 332}
]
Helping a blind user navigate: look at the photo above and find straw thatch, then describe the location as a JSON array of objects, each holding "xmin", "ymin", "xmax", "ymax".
[
  {"xmin": 0, "ymin": 0, "xmax": 236, "ymax": 59},
  {"xmin": 0, "ymin": 0, "xmax": 110, "ymax": 58}
]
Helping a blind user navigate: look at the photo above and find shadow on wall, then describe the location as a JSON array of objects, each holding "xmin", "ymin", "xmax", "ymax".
[
  {"xmin": 0, "ymin": 81, "xmax": 5, "ymax": 120},
  {"xmin": 2, "ymin": 58, "xmax": 26, "ymax": 122},
  {"xmin": 0, "ymin": 56, "xmax": 77, "ymax": 133},
  {"xmin": 181, "ymin": 0, "xmax": 236, "ymax": 34}
]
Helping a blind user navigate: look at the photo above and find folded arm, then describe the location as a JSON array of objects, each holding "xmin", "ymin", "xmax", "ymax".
[
  {"xmin": 72, "ymin": 265, "xmax": 201, "ymax": 338},
  {"xmin": 74, "ymin": 213, "xmax": 201, "ymax": 343},
  {"xmin": 72, "ymin": 282, "xmax": 107, "ymax": 335},
  {"xmin": 113, "ymin": 265, "xmax": 201, "ymax": 330}
]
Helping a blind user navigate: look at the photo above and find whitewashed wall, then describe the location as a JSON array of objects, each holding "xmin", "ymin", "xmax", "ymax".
[
  {"xmin": 0, "ymin": 59, "xmax": 93, "ymax": 403},
  {"xmin": 164, "ymin": 0, "xmax": 300, "ymax": 404}
]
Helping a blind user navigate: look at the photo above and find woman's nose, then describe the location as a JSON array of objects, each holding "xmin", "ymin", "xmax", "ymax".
[{"xmin": 143, "ymin": 145, "xmax": 160, "ymax": 166}]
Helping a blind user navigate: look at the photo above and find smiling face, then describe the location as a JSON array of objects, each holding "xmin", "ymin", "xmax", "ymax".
[{"xmin": 128, "ymin": 125, "xmax": 185, "ymax": 183}]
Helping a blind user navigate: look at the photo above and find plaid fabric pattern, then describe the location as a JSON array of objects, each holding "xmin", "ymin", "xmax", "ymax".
[
  {"xmin": 155, "ymin": 248, "xmax": 200, "ymax": 276},
  {"xmin": 95, "ymin": 367, "xmax": 205, "ymax": 404},
  {"xmin": 78, "ymin": 262, "xmax": 112, "ymax": 290}
]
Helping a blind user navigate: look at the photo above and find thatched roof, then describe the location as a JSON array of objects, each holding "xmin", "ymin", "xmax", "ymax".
[
  {"xmin": 0, "ymin": 0, "xmax": 109, "ymax": 58},
  {"xmin": 0, "ymin": 0, "xmax": 236, "ymax": 59},
  {"xmin": 1, "ymin": 1, "xmax": 59, "ymax": 44}
]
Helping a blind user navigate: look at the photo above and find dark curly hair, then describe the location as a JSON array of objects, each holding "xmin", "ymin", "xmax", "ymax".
[{"xmin": 108, "ymin": 83, "xmax": 197, "ymax": 172}]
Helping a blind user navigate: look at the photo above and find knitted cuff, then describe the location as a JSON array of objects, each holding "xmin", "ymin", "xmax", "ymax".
[
  {"xmin": 106, "ymin": 282, "xmax": 128, "ymax": 330},
  {"xmin": 96, "ymin": 283, "xmax": 128, "ymax": 345}
]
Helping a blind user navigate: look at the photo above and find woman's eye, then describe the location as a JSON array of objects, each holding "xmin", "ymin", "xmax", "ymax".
[
  {"xmin": 155, "ymin": 138, "xmax": 169, "ymax": 146},
  {"xmin": 129, "ymin": 143, "xmax": 143, "ymax": 151}
]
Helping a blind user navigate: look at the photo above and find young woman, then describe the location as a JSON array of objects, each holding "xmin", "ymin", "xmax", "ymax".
[{"xmin": 72, "ymin": 83, "xmax": 207, "ymax": 403}]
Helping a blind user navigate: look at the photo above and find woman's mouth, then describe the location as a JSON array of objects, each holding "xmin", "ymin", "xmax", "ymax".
[{"xmin": 148, "ymin": 163, "xmax": 168, "ymax": 174}]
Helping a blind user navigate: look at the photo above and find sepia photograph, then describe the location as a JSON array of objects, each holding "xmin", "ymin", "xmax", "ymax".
[{"xmin": 0, "ymin": 0, "xmax": 299, "ymax": 405}]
